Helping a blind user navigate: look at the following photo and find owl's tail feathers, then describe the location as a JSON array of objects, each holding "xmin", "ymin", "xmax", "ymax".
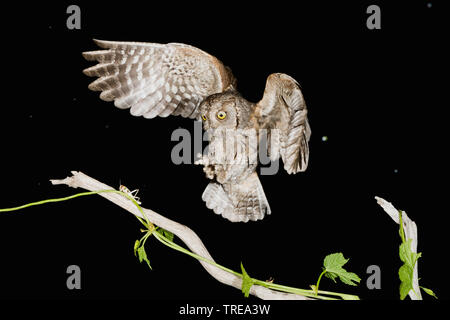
[{"xmin": 202, "ymin": 173, "xmax": 271, "ymax": 223}]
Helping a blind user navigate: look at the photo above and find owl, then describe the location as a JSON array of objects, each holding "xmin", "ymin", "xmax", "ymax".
[{"xmin": 82, "ymin": 40, "xmax": 311, "ymax": 222}]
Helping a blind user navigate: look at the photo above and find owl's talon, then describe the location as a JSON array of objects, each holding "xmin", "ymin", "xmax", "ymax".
[{"xmin": 203, "ymin": 165, "xmax": 216, "ymax": 180}]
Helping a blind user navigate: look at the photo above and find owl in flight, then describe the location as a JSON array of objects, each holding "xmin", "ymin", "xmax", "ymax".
[{"xmin": 82, "ymin": 40, "xmax": 310, "ymax": 222}]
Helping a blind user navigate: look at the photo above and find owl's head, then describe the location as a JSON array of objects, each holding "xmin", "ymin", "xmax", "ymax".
[{"xmin": 198, "ymin": 90, "xmax": 251, "ymax": 130}]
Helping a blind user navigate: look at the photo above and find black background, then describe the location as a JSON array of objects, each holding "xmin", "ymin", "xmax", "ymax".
[{"xmin": 0, "ymin": 0, "xmax": 447, "ymax": 308}]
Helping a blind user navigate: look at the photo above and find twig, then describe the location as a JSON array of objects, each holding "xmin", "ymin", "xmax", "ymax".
[
  {"xmin": 375, "ymin": 196, "xmax": 422, "ymax": 300},
  {"xmin": 50, "ymin": 171, "xmax": 311, "ymax": 300}
]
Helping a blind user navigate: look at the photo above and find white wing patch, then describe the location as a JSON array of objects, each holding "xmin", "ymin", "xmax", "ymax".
[{"xmin": 83, "ymin": 40, "xmax": 233, "ymax": 119}]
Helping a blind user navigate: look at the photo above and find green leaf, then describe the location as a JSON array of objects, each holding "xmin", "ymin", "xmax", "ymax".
[
  {"xmin": 398, "ymin": 264, "xmax": 413, "ymax": 283},
  {"xmin": 420, "ymin": 286, "xmax": 438, "ymax": 299},
  {"xmin": 399, "ymin": 281, "xmax": 412, "ymax": 300},
  {"xmin": 397, "ymin": 225, "xmax": 422, "ymax": 300},
  {"xmin": 240, "ymin": 262, "xmax": 254, "ymax": 298},
  {"xmin": 158, "ymin": 228, "xmax": 174, "ymax": 242},
  {"xmin": 323, "ymin": 253, "xmax": 361, "ymax": 287},
  {"xmin": 338, "ymin": 272, "xmax": 362, "ymax": 286},
  {"xmin": 324, "ymin": 271, "xmax": 338, "ymax": 283},
  {"xmin": 399, "ymin": 264, "xmax": 413, "ymax": 300},
  {"xmin": 399, "ymin": 241, "xmax": 409, "ymax": 264},
  {"xmin": 324, "ymin": 252, "xmax": 349, "ymax": 269},
  {"xmin": 399, "ymin": 240, "xmax": 421, "ymax": 267},
  {"xmin": 137, "ymin": 245, "xmax": 152, "ymax": 270},
  {"xmin": 133, "ymin": 240, "xmax": 140, "ymax": 257}
]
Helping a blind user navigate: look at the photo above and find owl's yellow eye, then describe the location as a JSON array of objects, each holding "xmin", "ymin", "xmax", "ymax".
[
  {"xmin": 201, "ymin": 115, "xmax": 207, "ymax": 121},
  {"xmin": 217, "ymin": 111, "xmax": 227, "ymax": 120}
]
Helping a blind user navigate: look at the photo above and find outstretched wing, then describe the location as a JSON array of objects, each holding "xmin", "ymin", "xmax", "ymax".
[
  {"xmin": 256, "ymin": 73, "xmax": 311, "ymax": 174},
  {"xmin": 82, "ymin": 40, "xmax": 236, "ymax": 119}
]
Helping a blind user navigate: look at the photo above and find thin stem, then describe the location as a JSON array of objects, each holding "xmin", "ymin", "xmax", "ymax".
[
  {"xmin": 399, "ymin": 210, "xmax": 406, "ymax": 243},
  {"xmin": 153, "ymin": 231, "xmax": 241, "ymax": 277},
  {"xmin": 153, "ymin": 231, "xmax": 358, "ymax": 300},
  {"xmin": 315, "ymin": 269, "xmax": 327, "ymax": 295},
  {"xmin": 0, "ymin": 189, "xmax": 152, "ymax": 228},
  {"xmin": 253, "ymin": 279, "xmax": 358, "ymax": 300},
  {"xmin": 0, "ymin": 190, "xmax": 114, "ymax": 212},
  {"xmin": 1, "ymin": 190, "xmax": 359, "ymax": 300},
  {"xmin": 252, "ymin": 279, "xmax": 336, "ymax": 300}
]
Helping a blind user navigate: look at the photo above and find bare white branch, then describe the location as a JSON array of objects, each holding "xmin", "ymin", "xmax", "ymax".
[
  {"xmin": 375, "ymin": 196, "xmax": 422, "ymax": 300},
  {"xmin": 51, "ymin": 171, "xmax": 311, "ymax": 300}
]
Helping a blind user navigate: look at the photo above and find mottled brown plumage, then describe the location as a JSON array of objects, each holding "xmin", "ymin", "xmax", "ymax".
[{"xmin": 83, "ymin": 40, "xmax": 310, "ymax": 222}]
